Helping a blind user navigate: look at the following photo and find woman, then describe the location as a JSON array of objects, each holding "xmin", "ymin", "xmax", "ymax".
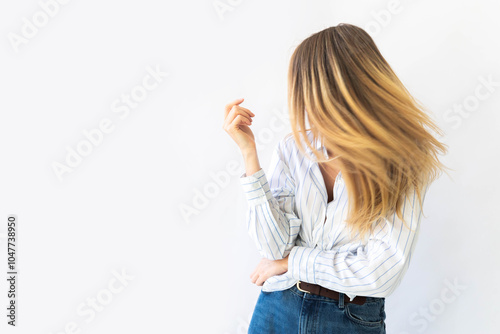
[{"xmin": 223, "ymin": 23, "xmax": 448, "ymax": 334}]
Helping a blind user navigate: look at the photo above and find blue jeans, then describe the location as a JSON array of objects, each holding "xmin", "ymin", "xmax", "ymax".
[{"xmin": 248, "ymin": 283, "xmax": 386, "ymax": 334}]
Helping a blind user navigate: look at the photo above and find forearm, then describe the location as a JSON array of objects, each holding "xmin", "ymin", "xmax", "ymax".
[
  {"xmin": 239, "ymin": 167, "xmax": 296, "ymax": 260},
  {"xmin": 239, "ymin": 140, "xmax": 301, "ymax": 260},
  {"xmin": 242, "ymin": 147, "xmax": 261, "ymax": 176}
]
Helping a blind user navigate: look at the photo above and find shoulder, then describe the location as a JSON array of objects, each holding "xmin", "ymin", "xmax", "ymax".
[
  {"xmin": 280, "ymin": 130, "xmax": 314, "ymax": 153},
  {"xmin": 278, "ymin": 132, "xmax": 298, "ymax": 162},
  {"xmin": 280, "ymin": 132, "xmax": 294, "ymax": 152}
]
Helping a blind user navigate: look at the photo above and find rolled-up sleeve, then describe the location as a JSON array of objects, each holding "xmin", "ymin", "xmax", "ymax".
[{"xmin": 239, "ymin": 139, "xmax": 302, "ymax": 260}]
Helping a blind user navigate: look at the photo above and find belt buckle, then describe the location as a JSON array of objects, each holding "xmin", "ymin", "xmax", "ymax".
[{"xmin": 296, "ymin": 281, "xmax": 310, "ymax": 294}]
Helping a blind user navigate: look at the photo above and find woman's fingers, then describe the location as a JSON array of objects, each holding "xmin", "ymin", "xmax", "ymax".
[
  {"xmin": 250, "ymin": 273, "xmax": 260, "ymax": 285},
  {"xmin": 224, "ymin": 98, "xmax": 244, "ymax": 117},
  {"xmin": 236, "ymin": 105, "xmax": 255, "ymax": 117},
  {"xmin": 233, "ymin": 114, "xmax": 252, "ymax": 127},
  {"xmin": 251, "ymin": 273, "xmax": 263, "ymax": 286},
  {"xmin": 223, "ymin": 111, "xmax": 253, "ymax": 133},
  {"xmin": 225, "ymin": 105, "xmax": 254, "ymax": 125},
  {"xmin": 223, "ymin": 98, "xmax": 256, "ymax": 153},
  {"xmin": 250, "ymin": 262, "xmax": 261, "ymax": 284},
  {"xmin": 250, "ymin": 260, "xmax": 269, "ymax": 286}
]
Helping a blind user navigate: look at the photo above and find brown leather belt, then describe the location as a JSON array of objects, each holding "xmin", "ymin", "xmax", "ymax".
[{"xmin": 296, "ymin": 281, "xmax": 366, "ymax": 305}]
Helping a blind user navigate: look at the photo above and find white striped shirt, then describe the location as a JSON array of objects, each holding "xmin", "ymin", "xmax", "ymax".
[{"xmin": 239, "ymin": 130, "xmax": 429, "ymax": 301}]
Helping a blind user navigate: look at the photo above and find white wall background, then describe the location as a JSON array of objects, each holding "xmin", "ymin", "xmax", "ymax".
[{"xmin": 0, "ymin": 0, "xmax": 498, "ymax": 333}]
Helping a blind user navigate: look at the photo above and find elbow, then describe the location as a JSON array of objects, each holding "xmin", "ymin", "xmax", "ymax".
[
  {"xmin": 365, "ymin": 257, "xmax": 408, "ymax": 293},
  {"xmin": 275, "ymin": 243, "xmax": 293, "ymax": 260}
]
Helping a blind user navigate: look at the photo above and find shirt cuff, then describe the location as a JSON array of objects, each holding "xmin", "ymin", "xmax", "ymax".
[
  {"xmin": 239, "ymin": 168, "xmax": 273, "ymax": 205},
  {"xmin": 288, "ymin": 246, "xmax": 323, "ymax": 284}
]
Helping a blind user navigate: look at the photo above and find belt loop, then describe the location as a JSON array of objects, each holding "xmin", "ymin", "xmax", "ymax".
[{"xmin": 338, "ymin": 292, "xmax": 345, "ymax": 309}]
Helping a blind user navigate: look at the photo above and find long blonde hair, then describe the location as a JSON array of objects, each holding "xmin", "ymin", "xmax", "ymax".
[{"xmin": 286, "ymin": 23, "xmax": 449, "ymax": 241}]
